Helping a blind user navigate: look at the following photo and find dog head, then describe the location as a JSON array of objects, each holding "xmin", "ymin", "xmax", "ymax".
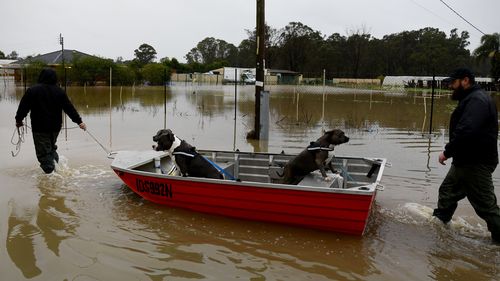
[
  {"xmin": 152, "ymin": 129, "xmax": 176, "ymax": 151},
  {"xmin": 321, "ymin": 129, "xmax": 349, "ymax": 146}
]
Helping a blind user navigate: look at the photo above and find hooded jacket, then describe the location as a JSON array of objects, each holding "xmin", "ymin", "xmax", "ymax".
[
  {"xmin": 15, "ymin": 68, "xmax": 82, "ymax": 133},
  {"xmin": 444, "ymin": 84, "xmax": 499, "ymax": 166}
]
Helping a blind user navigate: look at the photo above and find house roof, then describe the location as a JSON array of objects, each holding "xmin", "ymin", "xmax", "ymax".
[{"xmin": 15, "ymin": 49, "xmax": 96, "ymax": 65}]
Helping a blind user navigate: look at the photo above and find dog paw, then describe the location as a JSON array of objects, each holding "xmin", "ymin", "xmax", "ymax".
[{"xmin": 323, "ymin": 176, "xmax": 333, "ymax": 182}]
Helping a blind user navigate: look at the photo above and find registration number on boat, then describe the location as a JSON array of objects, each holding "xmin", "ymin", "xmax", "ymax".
[{"xmin": 136, "ymin": 179, "xmax": 173, "ymax": 198}]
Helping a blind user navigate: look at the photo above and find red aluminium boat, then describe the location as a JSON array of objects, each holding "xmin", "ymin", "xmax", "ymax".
[{"xmin": 111, "ymin": 150, "xmax": 387, "ymax": 235}]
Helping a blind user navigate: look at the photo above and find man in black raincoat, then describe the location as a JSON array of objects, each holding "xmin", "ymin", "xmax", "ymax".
[
  {"xmin": 433, "ymin": 67, "xmax": 500, "ymax": 244},
  {"xmin": 15, "ymin": 68, "xmax": 87, "ymax": 174}
]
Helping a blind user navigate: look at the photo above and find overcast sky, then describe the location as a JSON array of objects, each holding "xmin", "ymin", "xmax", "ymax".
[{"xmin": 1, "ymin": 0, "xmax": 499, "ymax": 62}]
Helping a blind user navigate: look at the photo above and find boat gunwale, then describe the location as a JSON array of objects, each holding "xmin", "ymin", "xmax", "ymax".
[{"xmin": 111, "ymin": 150, "xmax": 386, "ymax": 196}]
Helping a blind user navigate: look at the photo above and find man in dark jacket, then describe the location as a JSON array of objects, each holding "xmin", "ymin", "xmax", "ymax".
[
  {"xmin": 15, "ymin": 68, "xmax": 87, "ymax": 174},
  {"xmin": 433, "ymin": 67, "xmax": 500, "ymax": 244}
]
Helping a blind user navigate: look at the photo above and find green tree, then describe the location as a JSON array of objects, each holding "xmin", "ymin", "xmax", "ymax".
[
  {"xmin": 408, "ymin": 28, "xmax": 450, "ymax": 75},
  {"xmin": 134, "ymin": 43, "xmax": 157, "ymax": 66},
  {"xmin": 276, "ymin": 22, "xmax": 324, "ymax": 72},
  {"xmin": 24, "ymin": 61, "xmax": 47, "ymax": 85},
  {"xmin": 159, "ymin": 57, "xmax": 186, "ymax": 73},
  {"xmin": 181, "ymin": 23, "xmax": 475, "ymax": 79},
  {"xmin": 142, "ymin": 63, "xmax": 170, "ymax": 85},
  {"xmin": 323, "ymin": 33, "xmax": 348, "ymax": 77},
  {"xmin": 185, "ymin": 37, "xmax": 238, "ymax": 65},
  {"xmin": 447, "ymin": 29, "xmax": 470, "ymax": 67},
  {"xmin": 362, "ymin": 37, "xmax": 386, "ymax": 78},
  {"xmin": 237, "ymin": 38, "xmax": 255, "ymax": 67},
  {"xmin": 6, "ymin": 51, "xmax": 19, "ymax": 60},
  {"xmin": 344, "ymin": 28, "xmax": 371, "ymax": 78},
  {"xmin": 381, "ymin": 31, "xmax": 420, "ymax": 75},
  {"xmin": 238, "ymin": 25, "xmax": 280, "ymax": 68},
  {"xmin": 170, "ymin": 58, "xmax": 184, "ymax": 72},
  {"xmin": 0, "ymin": 50, "xmax": 5, "ymax": 59},
  {"xmin": 114, "ymin": 65, "xmax": 136, "ymax": 85},
  {"xmin": 70, "ymin": 55, "xmax": 114, "ymax": 85},
  {"xmin": 473, "ymin": 33, "xmax": 500, "ymax": 82}
]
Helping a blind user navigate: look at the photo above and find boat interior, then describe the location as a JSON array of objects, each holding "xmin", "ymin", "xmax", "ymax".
[{"xmin": 131, "ymin": 150, "xmax": 385, "ymax": 190}]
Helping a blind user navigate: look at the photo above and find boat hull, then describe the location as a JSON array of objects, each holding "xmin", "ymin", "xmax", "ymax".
[{"xmin": 112, "ymin": 167, "xmax": 377, "ymax": 235}]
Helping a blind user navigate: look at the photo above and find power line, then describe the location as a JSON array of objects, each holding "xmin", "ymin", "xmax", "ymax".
[
  {"xmin": 408, "ymin": 0, "xmax": 455, "ymax": 26},
  {"xmin": 439, "ymin": 0, "xmax": 486, "ymax": 35}
]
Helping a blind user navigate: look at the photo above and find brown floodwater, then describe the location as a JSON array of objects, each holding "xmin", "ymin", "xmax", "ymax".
[{"xmin": 1, "ymin": 82, "xmax": 499, "ymax": 280}]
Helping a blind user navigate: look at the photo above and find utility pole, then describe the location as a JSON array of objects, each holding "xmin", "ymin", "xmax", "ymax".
[
  {"xmin": 60, "ymin": 33, "xmax": 68, "ymax": 141},
  {"xmin": 60, "ymin": 33, "xmax": 66, "ymax": 84},
  {"xmin": 253, "ymin": 0, "xmax": 265, "ymax": 139},
  {"xmin": 429, "ymin": 74, "xmax": 436, "ymax": 135}
]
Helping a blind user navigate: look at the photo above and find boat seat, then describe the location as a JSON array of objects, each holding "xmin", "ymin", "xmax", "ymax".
[
  {"xmin": 268, "ymin": 166, "xmax": 284, "ymax": 180},
  {"xmin": 297, "ymin": 171, "xmax": 344, "ymax": 188},
  {"xmin": 218, "ymin": 162, "xmax": 234, "ymax": 173},
  {"xmin": 213, "ymin": 162, "xmax": 238, "ymax": 180}
]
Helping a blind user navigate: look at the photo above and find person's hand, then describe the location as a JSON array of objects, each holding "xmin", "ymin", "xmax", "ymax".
[
  {"xmin": 79, "ymin": 122, "xmax": 87, "ymax": 131},
  {"xmin": 438, "ymin": 152, "xmax": 448, "ymax": 165},
  {"xmin": 15, "ymin": 121, "xmax": 23, "ymax": 128}
]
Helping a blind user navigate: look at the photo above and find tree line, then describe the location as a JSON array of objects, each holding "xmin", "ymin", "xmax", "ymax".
[
  {"xmin": 3, "ymin": 22, "xmax": 499, "ymax": 85},
  {"xmin": 186, "ymin": 23, "xmax": 499, "ymax": 82}
]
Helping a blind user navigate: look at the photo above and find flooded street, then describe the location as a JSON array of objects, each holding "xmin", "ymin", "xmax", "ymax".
[{"xmin": 1, "ymin": 83, "xmax": 499, "ymax": 280}]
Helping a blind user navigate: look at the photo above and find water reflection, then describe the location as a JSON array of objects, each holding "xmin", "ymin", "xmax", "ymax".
[
  {"xmin": 7, "ymin": 201, "xmax": 41, "ymax": 278},
  {"xmin": 3, "ymin": 85, "xmax": 460, "ymax": 133},
  {"xmin": 6, "ymin": 172, "xmax": 79, "ymax": 279},
  {"xmin": 108, "ymin": 185, "xmax": 380, "ymax": 280},
  {"xmin": 36, "ymin": 174, "xmax": 78, "ymax": 256}
]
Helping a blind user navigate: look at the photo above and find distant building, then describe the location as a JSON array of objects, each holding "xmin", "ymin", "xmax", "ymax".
[
  {"xmin": 0, "ymin": 59, "xmax": 17, "ymax": 65},
  {"xmin": 209, "ymin": 67, "xmax": 301, "ymax": 85},
  {"xmin": 267, "ymin": 69, "xmax": 301, "ymax": 84},
  {"xmin": 14, "ymin": 49, "xmax": 96, "ymax": 65},
  {"xmin": 5, "ymin": 50, "xmax": 101, "ymax": 84},
  {"xmin": 0, "ymin": 59, "xmax": 17, "ymax": 81},
  {"xmin": 383, "ymin": 75, "xmax": 494, "ymax": 90}
]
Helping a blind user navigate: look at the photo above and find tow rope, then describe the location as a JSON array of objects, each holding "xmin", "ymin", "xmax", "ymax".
[
  {"xmin": 10, "ymin": 125, "xmax": 114, "ymax": 159},
  {"xmin": 85, "ymin": 129, "xmax": 113, "ymax": 157},
  {"xmin": 11, "ymin": 126, "xmax": 25, "ymax": 157}
]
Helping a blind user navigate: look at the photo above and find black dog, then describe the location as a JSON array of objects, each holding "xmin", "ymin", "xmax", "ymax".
[
  {"xmin": 280, "ymin": 129, "xmax": 349, "ymax": 185},
  {"xmin": 152, "ymin": 129, "xmax": 223, "ymax": 179}
]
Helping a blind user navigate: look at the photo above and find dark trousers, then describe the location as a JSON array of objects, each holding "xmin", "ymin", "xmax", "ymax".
[
  {"xmin": 433, "ymin": 164, "xmax": 500, "ymax": 241},
  {"xmin": 32, "ymin": 132, "xmax": 59, "ymax": 174}
]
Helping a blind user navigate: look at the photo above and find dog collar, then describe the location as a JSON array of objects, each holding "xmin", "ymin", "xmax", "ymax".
[
  {"xmin": 172, "ymin": 151, "xmax": 196, "ymax": 158},
  {"xmin": 307, "ymin": 147, "xmax": 333, "ymax": 151},
  {"xmin": 307, "ymin": 142, "xmax": 333, "ymax": 151}
]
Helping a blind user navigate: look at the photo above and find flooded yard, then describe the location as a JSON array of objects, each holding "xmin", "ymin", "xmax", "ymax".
[{"xmin": 0, "ymin": 83, "xmax": 499, "ymax": 280}]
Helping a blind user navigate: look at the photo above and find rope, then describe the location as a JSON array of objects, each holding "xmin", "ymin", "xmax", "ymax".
[
  {"xmin": 10, "ymin": 125, "xmax": 112, "ymax": 159},
  {"xmin": 24, "ymin": 124, "xmax": 80, "ymax": 130},
  {"xmin": 11, "ymin": 126, "xmax": 25, "ymax": 157},
  {"xmin": 85, "ymin": 129, "xmax": 111, "ymax": 155}
]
